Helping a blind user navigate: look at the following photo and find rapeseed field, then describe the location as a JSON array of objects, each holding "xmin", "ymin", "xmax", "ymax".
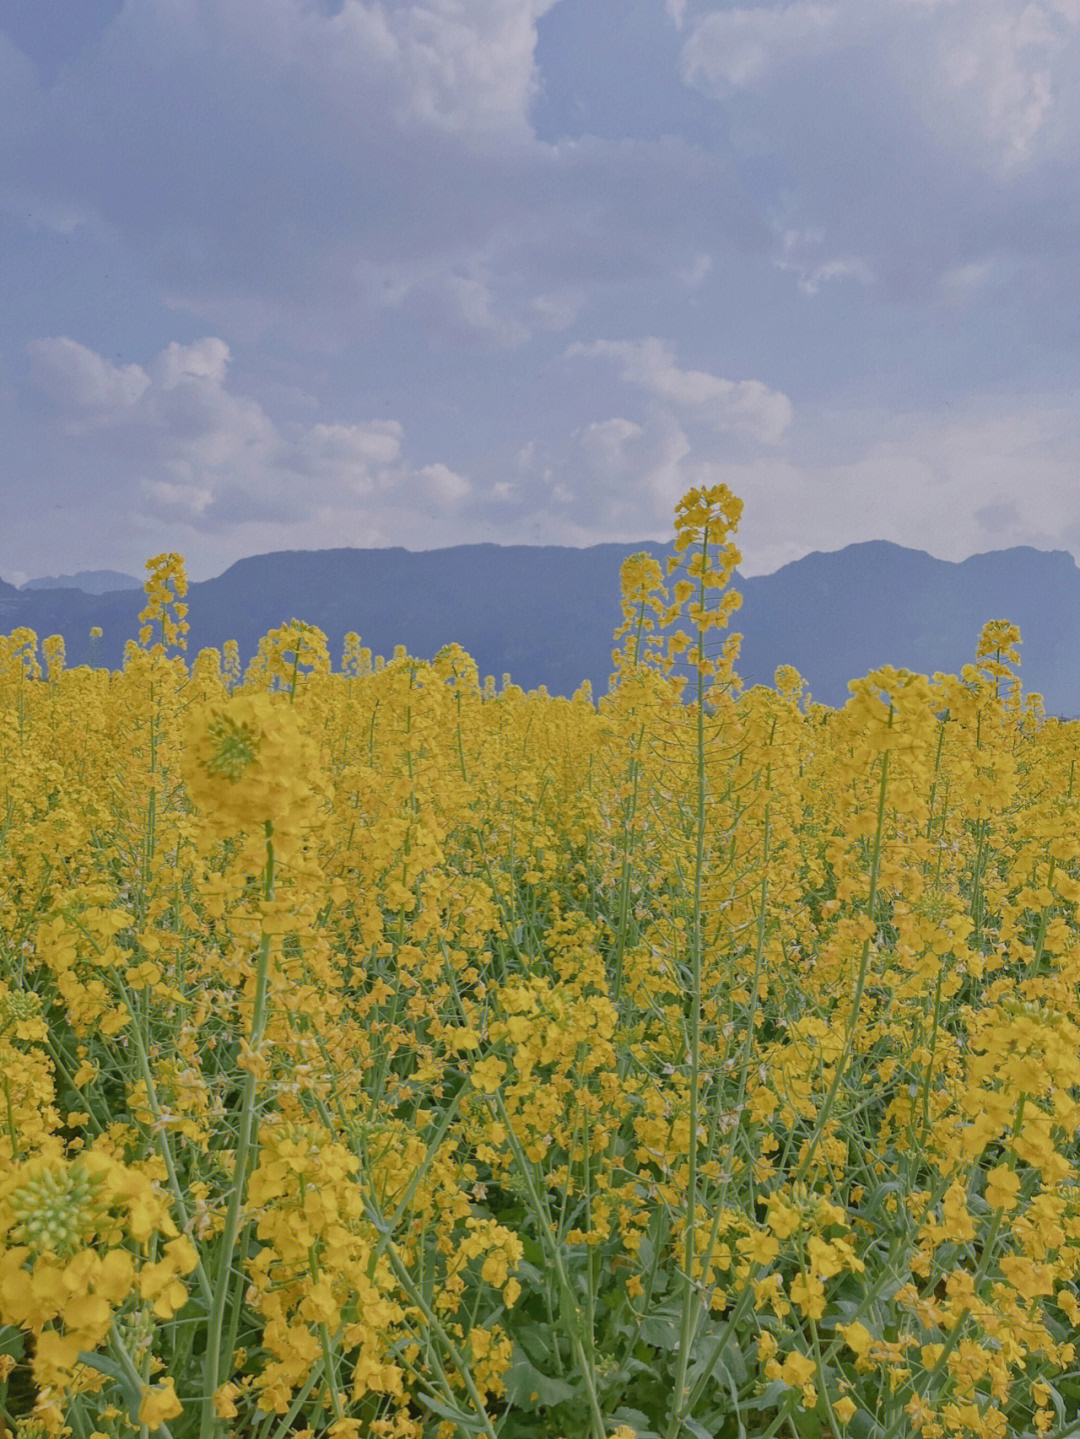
[{"xmin": 1, "ymin": 486, "xmax": 1078, "ymax": 1439}]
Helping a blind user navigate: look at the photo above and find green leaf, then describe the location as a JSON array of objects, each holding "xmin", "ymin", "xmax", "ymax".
[
  {"xmin": 1041, "ymin": 1378, "xmax": 1068, "ymax": 1429},
  {"xmin": 503, "ymin": 1345, "xmax": 580, "ymax": 1410},
  {"xmin": 515, "ymin": 1259, "xmax": 546, "ymax": 1288},
  {"xmin": 639, "ymin": 1306, "xmax": 684, "ymax": 1351},
  {"xmin": 76, "ymin": 1350, "xmax": 128, "ymax": 1384},
  {"xmin": 694, "ymin": 1320, "xmax": 747, "ymax": 1387},
  {"xmin": 522, "ymin": 1236, "xmax": 547, "ymax": 1269},
  {"xmin": 518, "ymin": 1323, "xmax": 562, "ymax": 1370},
  {"xmin": 738, "ymin": 1379, "xmax": 790, "ymax": 1413},
  {"xmin": 681, "ymin": 1418, "xmax": 716, "ymax": 1439},
  {"xmin": 415, "ymin": 1391, "xmax": 488, "ymax": 1431},
  {"xmin": 77, "ymin": 1350, "xmax": 143, "ymax": 1429},
  {"xmin": 611, "ymin": 1355, "xmax": 662, "ymax": 1385},
  {"xmin": 607, "ymin": 1407, "xmax": 661, "ymax": 1439},
  {"xmin": 640, "ymin": 1316, "xmax": 681, "ymax": 1351},
  {"xmin": 0, "ymin": 1325, "xmax": 26, "ymax": 1360},
  {"xmin": 846, "ymin": 1410, "xmax": 888, "ymax": 1439}
]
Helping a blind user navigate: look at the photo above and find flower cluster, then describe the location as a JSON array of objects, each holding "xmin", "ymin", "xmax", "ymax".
[
  {"xmin": 137, "ymin": 552, "xmax": 189, "ymax": 654},
  {"xmin": 180, "ymin": 691, "xmax": 333, "ymax": 870},
  {"xmin": 0, "ymin": 1144, "xmax": 195, "ymax": 1393},
  {"xmin": 4, "ymin": 487, "xmax": 1080, "ymax": 1439}
]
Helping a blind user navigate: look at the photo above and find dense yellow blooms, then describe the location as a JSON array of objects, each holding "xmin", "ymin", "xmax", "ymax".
[
  {"xmin": 1, "ymin": 499, "xmax": 1080, "ymax": 1439},
  {"xmin": 180, "ymin": 691, "xmax": 334, "ymax": 872}
]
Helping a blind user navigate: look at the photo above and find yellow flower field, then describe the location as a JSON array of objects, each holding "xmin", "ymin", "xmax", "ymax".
[{"xmin": 1, "ymin": 486, "xmax": 1079, "ymax": 1439}]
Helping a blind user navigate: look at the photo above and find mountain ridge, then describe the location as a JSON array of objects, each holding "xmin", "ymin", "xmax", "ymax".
[
  {"xmin": 20, "ymin": 569, "xmax": 143, "ymax": 594},
  {"xmin": 2, "ymin": 539, "xmax": 1078, "ymax": 715}
]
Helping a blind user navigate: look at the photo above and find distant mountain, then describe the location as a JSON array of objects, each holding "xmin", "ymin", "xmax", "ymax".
[
  {"xmin": 733, "ymin": 540, "xmax": 1080, "ymax": 716},
  {"xmin": 21, "ymin": 570, "xmax": 142, "ymax": 594},
  {"xmin": 1, "ymin": 540, "xmax": 1078, "ymax": 716}
]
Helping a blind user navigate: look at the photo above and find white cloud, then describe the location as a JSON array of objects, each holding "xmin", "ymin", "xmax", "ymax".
[
  {"xmin": 665, "ymin": 0, "xmax": 689, "ymax": 31},
  {"xmin": 529, "ymin": 288, "xmax": 586, "ymax": 330},
  {"xmin": 117, "ymin": 0, "xmax": 562, "ymax": 145},
  {"xmin": 567, "ymin": 408, "xmax": 694, "ymax": 530},
  {"xmin": 707, "ymin": 392, "xmax": 1080, "ymax": 574},
  {"xmin": 565, "ymin": 338, "xmax": 793, "ymax": 445},
  {"xmin": 145, "ymin": 479, "xmax": 215, "ymax": 519},
  {"xmin": 418, "ymin": 462, "xmax": 471, "ymax": 505},
  {"xmin": 679, "ymin": 251, "xmax": 712, "ymax": 287},
  {"xmin": 1, "ymin": 0, "xmax": 760, "ymax": 355},
  {"xmin": 27, "ymin": 338, "xmax": 150, "ymax": 426},
  {"xmin": 578, "ymin": 417, "xmax": 644, "ymax": 474},
  {"xmin": 152, "ymin": 337, "xmax": 231, "ymax": 389},
  {"xmin": 504, "ymin": 384, "xmax": 1080, "ymax": 576},
  {"xmin": 24, "ymin": 333, "xmax": 461, "ymax": 534},
  {"xmin": 936, "ymin": 255, "xmax": 1001, "ymax": 302},
  {"xmin": 5, "ymin": 0, "xmax": 1080, "ymax": 591},
  {"xmin": 638, "ymin": 414, "xmax": 695, "ymax": 521},
  {"xmin": 680, "ymin": 0, "xmax": 1080, "ymax": 175},
  {"xmin": 383, "ymin": 0, "xmax": 563, "ymax": 141},
  {"xmin": 350, "ymin": 252, "xmax": 533, "ymax": 349},
  {"xmin": 929, "ymin": 2, "xmax": 1066, "ymax": 167},
  {"xmin": 774, "ymin": 228, "xmax": 876, "ymax": 295},
  {"xmin": 681, "ymin": 4, "xmax": 844, "ymax": 93},
  {"xmin": 305, "ymin": 421, "xmax": 403, "ymax": 475}
]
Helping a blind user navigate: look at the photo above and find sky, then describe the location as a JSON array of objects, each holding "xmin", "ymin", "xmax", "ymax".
[{"xmin": 1, "ymin": 0, "xmax": 1079, "ymax": 586}]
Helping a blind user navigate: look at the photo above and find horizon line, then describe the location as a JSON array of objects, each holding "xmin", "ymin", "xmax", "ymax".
[{"xmin": 6, "ymin": 535, "xmax": 1078, "ymax": 591}]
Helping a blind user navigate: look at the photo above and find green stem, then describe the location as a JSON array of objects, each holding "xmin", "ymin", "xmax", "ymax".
[
  {"xmin": 918, "ymin": 957, "xmax": 947, "ymax": 1138},
  {"xmin": 878, "ymin": 1096, "xmax": 1028, "ymax": 1439},
  {"xmin": 200, "ymin": 820, "xmax": 276, "ymax": 1439},
  {"xmin": 107, "ymin": 1321, "xmax": 177, "ymax": 1439},
  {"xmin": 105, "ymin": 971, "xmax": 213, "ymax": 1308},
  {"xmin": 794, "ymin": 717, "xmax": 891, "ymax": 1185},
  {"xmin": 288, "ymin": 632, "xmax": 303, "ymax": 702},
  {"xmin": 361, "ymin": 1206, "xmax": 502, "ymax": 1439},
  {"xmin": 668, "ymin": 531, "xmax": 711, "ymax": 1437},
  {"xmin": 494, "ymin": 1090, "xmax": 606, "ymax": 1439}
]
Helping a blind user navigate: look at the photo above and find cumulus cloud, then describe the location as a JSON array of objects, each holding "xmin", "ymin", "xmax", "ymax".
[
  {"xmin": 487, "ymin": 381, "xmax": 1080, "ymax": 571},
  {"xmin": 0, "ymin": 1, "xmax": 760, "ymax": 351},
  {"xmin": 713, "ymin": 392, "xmax": 1080, "ymax": 575},
  {"xmin": 145, "ymin": 479, "xmax": 214, "ymax": 519},
  {"xmin": 417, "ymin": 462, "xmax": 472, "ymax": 506},
  {"xmin": 107, "ymin": 0, "xmax": 561, "ymax": 145},
  {"xmin": 152, "ymin": 337, "xmax": 231, "ymax": 389},
  {"xmin": 681, "ymin": 3, "xmax": 845, "ymax": 93},
  {"xmin": 579, "ymin": 417, "xmax": 645, "ymax": 474},
  {"xmin": 4, "ymin": 0, "xmax": 1080, "ymax": 587},
  {"xmin": 301, "ymin": 422, "xmax": 404, "ymax": 493},
  {"xmin": 564, "ymin": 338, "xmax": 793, "ymax": 445},
  {"xmin": 27, "ymin": 338, "xmax": 150, "ymax": 426},
  {"xmin": 679, "ymin": 0, "xmax": 1079, "ymax": 174},
  {"xmin": 24, "ymin": 334, "xmax": 460, "ymax": 535},
  {"xmin": 773, "ymin": 228, "xmax": 876, "ymax": 296},
  {"xmin": 676, "ymin": 0, "xmax": 1080, "ymax": 322}
]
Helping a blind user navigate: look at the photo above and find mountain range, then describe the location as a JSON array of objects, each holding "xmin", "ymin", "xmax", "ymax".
[
  {"xmin": 1, "ymin": 540, "xmax": 1077, "ymax": 716},
  {"xmin": 19, "ymin": 569, "xmax": 142, "ymax": 594}
]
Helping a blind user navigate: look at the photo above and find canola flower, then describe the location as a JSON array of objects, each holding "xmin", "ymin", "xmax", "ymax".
[{"xmin": 0, "ymin": 503, "xmax": 1078, "ymax": 1439}]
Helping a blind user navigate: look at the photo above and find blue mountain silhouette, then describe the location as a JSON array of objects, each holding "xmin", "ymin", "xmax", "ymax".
[
  {"xmin": 20, "ymin": 570, "xmax": 142, "ymax": 594},
  {"xmin": 2, "ymin": 540, "xmax": 1077, "ymax": 715}
]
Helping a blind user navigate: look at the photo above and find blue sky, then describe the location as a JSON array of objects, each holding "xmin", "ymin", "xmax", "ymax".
[{"xmin": 2, "ymin": 0, "xmax": 1078, "ymax": 584}]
